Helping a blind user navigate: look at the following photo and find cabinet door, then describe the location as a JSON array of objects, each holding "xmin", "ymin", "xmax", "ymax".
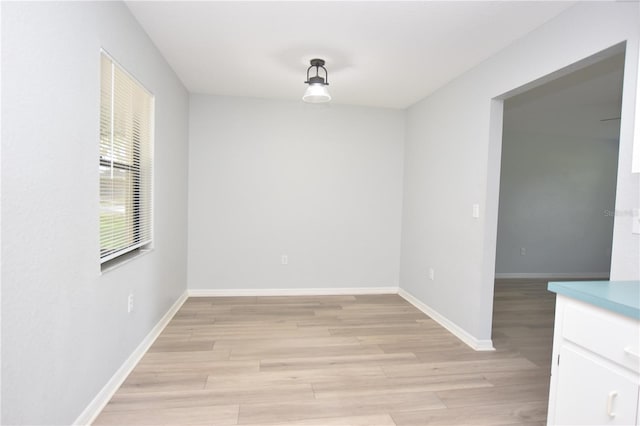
[{"xmin": 554, "ymin": 345, "xmax": 639, "ymax": 425}]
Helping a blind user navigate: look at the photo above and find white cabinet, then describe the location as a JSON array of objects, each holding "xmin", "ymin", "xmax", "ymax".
[
  {"xmin": 555, "ymin": 346, "xmax": 639, "ymax": 424},
  {"xmin": 547, "ymin": 295, "xmax": 640, "ymax": 425}
]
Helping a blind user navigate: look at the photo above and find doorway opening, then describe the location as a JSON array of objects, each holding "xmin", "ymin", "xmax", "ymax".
[{"xmin": 491, "ymin": 50, "xmax": 625, "ymax": 383}]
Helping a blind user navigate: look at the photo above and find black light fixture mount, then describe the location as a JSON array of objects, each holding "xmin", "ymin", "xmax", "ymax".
[
  {"xmin": 303, "ymin": 58, "xmax": 331, "ymax": 103},
  {"xmin": 305, "ymin": 58, "xmax": 329, "ymax": 86}
]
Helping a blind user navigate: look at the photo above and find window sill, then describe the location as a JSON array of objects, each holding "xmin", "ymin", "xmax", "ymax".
[{"xmin": 100, "ymin": 247, "xmax": 154, "ymax": 274}]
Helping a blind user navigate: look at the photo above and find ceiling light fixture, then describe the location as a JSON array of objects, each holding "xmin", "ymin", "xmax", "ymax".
[{"xmin": 303, "ymin": 58, "xmax": 331, "ymax": 103}]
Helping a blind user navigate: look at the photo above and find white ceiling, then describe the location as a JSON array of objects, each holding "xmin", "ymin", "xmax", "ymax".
[{"xmin": 126, "ymin": 1, "xmax": 576, "ymax": 109}]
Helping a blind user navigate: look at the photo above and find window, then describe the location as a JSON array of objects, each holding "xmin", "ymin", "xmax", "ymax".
[{"xmin": 100, "ymin": 53, "xmax": 153, "ymax": 264}]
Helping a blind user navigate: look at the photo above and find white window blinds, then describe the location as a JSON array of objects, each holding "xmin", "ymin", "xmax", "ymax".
[{"xmin": 100, "ymin": 53, "xmax": 153, "ymax": 263}]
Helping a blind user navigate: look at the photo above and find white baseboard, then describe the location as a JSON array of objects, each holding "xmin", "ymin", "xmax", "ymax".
[
  {"xmin": 494, "ymin": 272, "xmax": 609, "ymax": 280},
  {"xmin": 188, "ymin": 286, "xmax": 400, "ymax": 297},
  {"xmin": 73, "ymin": 291, "xmax": 189, "ymax": 426},
  {"xmin": 398, "ymin": 288, "xmax": 495, "ymax": 352}
]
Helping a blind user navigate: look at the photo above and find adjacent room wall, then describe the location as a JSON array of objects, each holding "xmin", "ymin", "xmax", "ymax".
[
  {"xmin": 400, "ymin": 2, "xmax": 639, "ymax": 345},
  {"xmin": 495, "ymin": 55, "xmax": 623, "ymax": 278},
  {"xmin": 1, "ymin": 2, "xmax": 189, "ymax": 424},
  {"xmin": 188, "ymin": 95, "xmax": 404, "ymax": 292}
]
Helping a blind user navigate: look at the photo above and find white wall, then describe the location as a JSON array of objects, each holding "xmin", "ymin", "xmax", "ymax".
[
  {"xmin": 400, "ymin": 2, "xmax": 640, "ymax": 344},
  {"xmin": 495, "ymin": 55, "xmax": 623, "ymax": 277},
  {"xmin": 2, "ymin": 2, "xmax": 638, "ymax": 423},
  {"xmin": 188, "ymin": 95, "xmax": 404, "ymax": 291},
  {"xmin": 1, "ymin": 2, "xmax": 189, "ymax": 424}
]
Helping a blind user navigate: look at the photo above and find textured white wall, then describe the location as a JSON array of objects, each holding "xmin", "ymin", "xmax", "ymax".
[
  {"xmin": 1, "ymin": 2, "xmax": 189, "ymax": 424},
  {"xmin": 496, "ymin": 56, "xmax": 622, "ymax": 277},
  {"xmin": 401, "ymin": 2, "xmax": 640, "ymax": 343},
  {"xmin": 496, "ymin": 133, "xmax": 619, "ymax": 276},
  {"xmin": 188, "ymin": 95, "xmax": 404, "ymax": 291}
]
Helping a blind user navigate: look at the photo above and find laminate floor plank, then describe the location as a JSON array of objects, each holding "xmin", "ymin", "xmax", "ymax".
[
  {"xmin": 412, "ymin": 347, "xmax": 523, "ymax": 363},
  {"xmin": 242, "ymin": 414, "xmax": 398, "ymax": 426},
  {"xmin": 101, "ymin": 385, "xmax": 315, "ymax": 413},
  {"xmin": 191, "ymin": 327, "xmax": 332, "ymax": 341},
  {"xmin": 390, "ymin": 400, "xmax": 547, "ymax": 426},
  {"xmin": 118, "ymin": 372, "xmax": 208, "ymax": 394},
  {"xmin": 259, "ymin": 352, "xmax": 418, "ymax": 371},
  {"xmin": 148, "ymin": 340, "xmax": 214, "ymax": 353},
  {"xmin": 254, "ymin": 295, "xmax": 357, "ymax": 304},
  {"xmin": 311, "ymin": 373, "xmax": 493, "ymax": 399},
  {"xmin": 327, "ymin": 325, "xmax": 437, "ymax": 337},
  {"xmin": 229, "ymin": 342, "xmax": 385, "ymax": 361},
  {"xmin": 131, "ymin": 359, "xmax": 260, "ymax": 375},
  {"xmin": 363, "ymin": 335, "xmax": 464, "ymax": 348},
  {"xmin": 435, "ymin": 382, "xmax": 550, "ymax": 408},
  {"xmin": 236, "ymin": 391, "xmax": 445, "ymax": 425},
  {"xmin": 297, "ymin": 314, "xmax": 428, "ymax": 328},
  {"xmin": 483, "ymin": 369, "xmax": 551, "ymax": 388},
  {"xmin": 93, "ymin": 404, "xmax": 239, "ymax": 426},
  {"xmin": 205, "ymin": 365, "xmax": 388, "ymax": 390},
  {"xmin": 213, "ymin": 336, "xmax": 362, "ymax": 350},
  {"xmin": 138, "ymin": 349, "xmax": 231, "ymax": 364},
  {"xmin": 310, "ymin": 371, "xmax": 489, "ymax": 391},
  {"xmin": 94, "ymin": 279, "xmax": 558, "ymax": 425},
  {"xmin": 383, "ymin": 357, "xmax": 540, "ymax": 378}
]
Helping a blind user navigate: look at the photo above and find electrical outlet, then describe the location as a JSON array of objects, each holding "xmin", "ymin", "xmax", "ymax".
[
  {"xmin": 281, "ymin": 255, "xmax": 288, "ymax": 265},
  {"xmin": 429, "ymin": 268, "xmax": 435, "ymax": 281},
  {"xmin": 127, "ymin": 293, "xmax": 134, "ymax": 313},
  {"xmin": 520, "ymin": 247, "xmax": 526, "ymax": 256}
]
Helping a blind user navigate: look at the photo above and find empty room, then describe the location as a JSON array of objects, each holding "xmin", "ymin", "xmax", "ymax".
[{"xmin": 1, "ymin": 1, "xmax": 639, "ymax": 425}]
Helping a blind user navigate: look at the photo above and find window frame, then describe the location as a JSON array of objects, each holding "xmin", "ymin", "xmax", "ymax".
[{"xmin": 99, "ymin": 50, "xmax": 155, "ymax": 266}]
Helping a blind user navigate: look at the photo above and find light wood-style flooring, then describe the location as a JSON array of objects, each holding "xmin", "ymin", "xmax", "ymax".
[{"xmin": 95, "ymin": 280, "xmax": 555, "ymax": 425}]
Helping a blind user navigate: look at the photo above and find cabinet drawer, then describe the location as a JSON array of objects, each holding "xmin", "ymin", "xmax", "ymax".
[{"xmin": 562, "ymin": 301, "xmax": 640, "ymax": 374}]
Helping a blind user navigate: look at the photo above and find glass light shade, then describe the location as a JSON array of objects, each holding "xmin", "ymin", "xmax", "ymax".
[{"xmin": 303, "ymin": 83, "xmax": 331, "ymax": 103}]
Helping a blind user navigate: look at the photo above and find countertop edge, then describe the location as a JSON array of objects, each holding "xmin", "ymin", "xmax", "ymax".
[{"xmin": 548, "ymin": 281, "xmax": 640, "ymax": 320}]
